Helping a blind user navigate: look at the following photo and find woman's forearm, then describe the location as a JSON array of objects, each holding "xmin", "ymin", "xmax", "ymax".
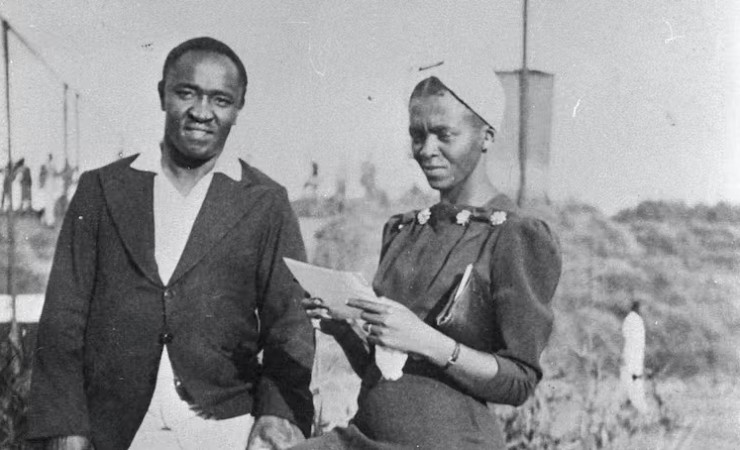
[
  {"xmin": 415, "ymin": 328, "xmax": 537, "ymax": 405},
  {"xmin": 322, "ymin": 320, "xmax": 372, "ymax": 376}
]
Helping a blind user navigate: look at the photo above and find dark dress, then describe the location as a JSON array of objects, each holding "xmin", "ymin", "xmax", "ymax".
[{"xmin": 294, "ymin": 195, "xmax": 562, "ymax": 450}]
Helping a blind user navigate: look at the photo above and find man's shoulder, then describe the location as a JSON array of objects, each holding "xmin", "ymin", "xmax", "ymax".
[
  {"xmin": 99, "ymin": 155, "xmax": 139, "ymax": 174},
  {"xmin": 81, "ymin": 155, "xmax": 138, "ymax": 180},
  {"xmin": 239, "ymin": 159, "xmax": 286, "ymax": 194}
]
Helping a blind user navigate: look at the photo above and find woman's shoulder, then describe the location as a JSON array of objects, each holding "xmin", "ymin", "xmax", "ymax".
[{"xmin": 383, "ymin": 209, "xmax": 418, "ymax": 232}]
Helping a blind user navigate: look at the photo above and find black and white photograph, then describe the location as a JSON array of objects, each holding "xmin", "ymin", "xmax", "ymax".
[{"xmin": 0, "ymin": 1, "xmax": 738, "ymax": 449}]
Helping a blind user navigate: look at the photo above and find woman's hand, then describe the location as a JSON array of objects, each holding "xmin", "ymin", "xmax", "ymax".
[
  {"xmin": 300, "ymin": 296, "xmax": 351, "ymax": 336},
  {"xmin": 347, "ymin": 297, "xmax": 442, "ymax": 355},
  {"xmin": 301, "ymin": 296, "xmax": 372, "ymax": 375},
  {"xmin": 301, "ymin": 296, "xmax": 332, "ymax": 320}
]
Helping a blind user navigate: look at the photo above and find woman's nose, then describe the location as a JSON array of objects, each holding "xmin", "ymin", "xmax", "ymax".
[{"xmin": 418, "ymin": 135, "xmax": 439, "ymax": 158}]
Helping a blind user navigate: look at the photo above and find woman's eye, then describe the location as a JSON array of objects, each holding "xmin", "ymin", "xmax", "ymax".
[{"xmin": 410, "ymin": 136, "xmax": 424, "ymax": 150}]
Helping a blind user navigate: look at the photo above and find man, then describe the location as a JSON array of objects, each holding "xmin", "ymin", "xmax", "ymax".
[
  {"xmin": 28, "ymin": 37, "xmax": 314, "ymax": 450},
  {"xmin": 620, "ymin": 300, "xmax": 649, "ymax": 413},
  {"xmin": 18, "ymin": 158, "xmax": 32, "ymax": 212},
  {"xmin": 39, "ymin": 153, "xmax": 58, "ymax": 226}
]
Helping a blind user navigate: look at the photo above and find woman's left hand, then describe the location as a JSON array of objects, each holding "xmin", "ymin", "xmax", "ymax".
[{"xmin": 347, "ymin": 297, "xmax": 437, "ymax": 354}]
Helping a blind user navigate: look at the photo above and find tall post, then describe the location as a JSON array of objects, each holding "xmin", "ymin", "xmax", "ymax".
[
  {"xmin": 517, "ymin": 0, "xmax": 530, "ymax": 207},
  {"xmin": 63, "ymin": 83, "xmax": 69, "ymax": 163},
  {"xmin": 2, "ymin": 19, "xmax": 19, "ymax": 362},
  {"xmin": 75, "ymin": 92, "xmax": 80, "ymax": 168}
]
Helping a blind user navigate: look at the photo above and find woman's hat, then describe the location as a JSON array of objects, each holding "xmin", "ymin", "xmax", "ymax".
[{"xmin": 409, "ymin": 57, "xmax": 506, "ymax": 132}]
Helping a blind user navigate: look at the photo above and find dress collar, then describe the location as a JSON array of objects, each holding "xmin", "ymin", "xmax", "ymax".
[{"xmin": 130, "ymin": 143, "xmax": 242, "ymax": 181}]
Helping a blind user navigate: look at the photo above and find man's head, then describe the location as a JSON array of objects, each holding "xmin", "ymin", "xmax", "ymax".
[{"xmin": 158, "ymin": 37, "xmax": 247, "ymax": 167}]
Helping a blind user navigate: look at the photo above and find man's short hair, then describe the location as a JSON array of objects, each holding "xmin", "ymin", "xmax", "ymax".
[{"xmin": 161, "ymin": 37, "xmax": 248, "ymax": 104}]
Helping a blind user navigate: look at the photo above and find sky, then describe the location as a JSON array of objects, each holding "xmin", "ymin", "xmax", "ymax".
[{"xmin": 0, "ymin": 0, "xmax": 737, "ymax": 214}]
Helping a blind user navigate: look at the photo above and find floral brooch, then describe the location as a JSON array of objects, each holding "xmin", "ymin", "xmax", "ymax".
[
  {"xmin": 455, "ymin": 210, "xmax": 472, "ymax": 226},
  {"xmin": 417, "ymin": 208, "xmax": 431, "ymax": 225},
  {"xmin": 489, "ymin": 211, "xmax": 507, "ymax": 226}
]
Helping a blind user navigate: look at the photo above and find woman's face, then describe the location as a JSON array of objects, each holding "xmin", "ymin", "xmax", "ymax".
[{"xmin": 409, "ymin": 92, "xmax": 485, "ymax": 194}]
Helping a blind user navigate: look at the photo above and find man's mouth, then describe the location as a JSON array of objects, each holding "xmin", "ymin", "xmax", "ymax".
[{"xmin": 183, "ymin": 126, "xmax": 214, "ymax": 139}]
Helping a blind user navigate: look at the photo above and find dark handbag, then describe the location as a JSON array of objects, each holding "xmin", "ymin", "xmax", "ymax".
[{"xmin": 435, "ymin": 264, "xmax": 496, "ymax": 353}]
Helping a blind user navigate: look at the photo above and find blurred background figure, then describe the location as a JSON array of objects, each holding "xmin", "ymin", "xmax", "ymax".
[
  {"xmin": 18, "ymin": 158, "xmax": 32, "ymax": 212},
  {"xmin": 1, "ymin": 159, "xmax": 21, "ymax": 212},
  {"xmin": 39, "ymin": 153, "xmax": 58, "ymax": 226},
  {"xmin": 620, "ymin": 300, "xmax": 649, "ymax": 414},
  {"xmin": 303, "ymin": 161, "xmax": 321, "ymax": 199}
]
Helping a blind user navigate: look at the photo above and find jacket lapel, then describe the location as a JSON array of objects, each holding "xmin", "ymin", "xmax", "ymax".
[
  {"xmin": 100, "ymin": 165, "xmax": 162, "ymax": 286},
  {"xmin": 167, "ymin": 171, "xmax": 251, "ymax": 285}
]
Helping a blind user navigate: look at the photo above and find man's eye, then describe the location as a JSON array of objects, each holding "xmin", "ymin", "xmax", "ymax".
[
  {"xmin": 437, "ymin": 132, "xmax": 452, "ymax": 142},
  {"xmin": 176, "ymin": 90, "xmax": 195, "ymax": 99},
  {"xmin": 214, "ymin": 97, "xmax": 233, "ymax": 107}
]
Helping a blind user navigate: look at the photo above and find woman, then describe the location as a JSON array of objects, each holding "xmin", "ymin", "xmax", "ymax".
[{"xmin": 296, "ymin": 60, "xmax": 562, "ymax": 449}]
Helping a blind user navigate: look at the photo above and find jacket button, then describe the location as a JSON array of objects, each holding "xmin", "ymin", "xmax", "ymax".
[
  {"xmin": 159, "ymin": 332, "xmax": 174, "ymax": 344},
  {"xmin": 163, "ymin": 289, "xmax": 173, "ymax": 300}
]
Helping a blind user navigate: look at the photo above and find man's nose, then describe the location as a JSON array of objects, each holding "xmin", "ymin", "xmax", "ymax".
[{"xmin": 188, "ymin": 96, "xmax": 214, "ymax": 121}]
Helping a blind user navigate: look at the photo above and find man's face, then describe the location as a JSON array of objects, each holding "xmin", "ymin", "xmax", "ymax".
[
  {"xmin": 409, "ymin": 92, "xmax": 485, "ymax": 193},
  {"xmin": 160, "ymin": 50, "xmax": 244, "ymax": 164}
]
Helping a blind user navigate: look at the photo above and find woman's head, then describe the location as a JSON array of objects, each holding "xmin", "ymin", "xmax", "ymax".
[{"xmin": 408, "ymin": 76, "xmax": 494, "ymax": 197}]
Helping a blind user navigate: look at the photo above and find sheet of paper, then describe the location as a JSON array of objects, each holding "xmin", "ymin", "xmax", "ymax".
[{"xmin": 284, "ymin": 258, "xmax": 379, "ymax": 320}]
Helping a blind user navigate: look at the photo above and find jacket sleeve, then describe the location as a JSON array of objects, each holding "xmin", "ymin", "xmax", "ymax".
[
  {"xmin": 27, "ymin": 172, "xmax": 101, "ymax": 440},
  {"xmin": 253, "ymin": 188, "xmax": 315, "ymax": 437},
  {"xmin": 482, "ymin": 216, "xmax": 562, "ymax": 406}
]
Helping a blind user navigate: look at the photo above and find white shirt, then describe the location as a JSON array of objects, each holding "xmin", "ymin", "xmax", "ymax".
[
  {"xmin": 622, "ymin": 311, "xmax": 646, "ymax": 375},
  {"xmin": 128, "ymin": 146, "xmax": 248, "ymax": 447},
  {"xmin": 131, "ymin": 146, "xmax": 242, "ymax": 285}
]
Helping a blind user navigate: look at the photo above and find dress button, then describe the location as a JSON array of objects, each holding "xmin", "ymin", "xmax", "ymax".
[
  {"xmin": 159, "ymin": 332, "xmax": 174, "ymax": 344},
  {"xmin": 163, "ymin": 289, "xmax": 173, "ymax": 300}
]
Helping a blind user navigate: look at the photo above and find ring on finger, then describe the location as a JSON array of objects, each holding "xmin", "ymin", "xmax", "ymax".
[{"xmin": 363, "ymin": 322, "xmax": 373, "ymax": 334}]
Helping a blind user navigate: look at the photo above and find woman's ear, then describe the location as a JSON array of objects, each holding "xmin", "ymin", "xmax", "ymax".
[{"xmin": 481, "ymin": 125, "xmax": 495, "ymax": 153}]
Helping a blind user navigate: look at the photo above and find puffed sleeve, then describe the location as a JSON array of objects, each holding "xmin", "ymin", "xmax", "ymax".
[
  {"xmin": 483, "ymin": 216, "xmax": 561, "ymax": 406},
  {"xmin": 377, "ymin": 211, "xmax": 415, "ymax": 262}
]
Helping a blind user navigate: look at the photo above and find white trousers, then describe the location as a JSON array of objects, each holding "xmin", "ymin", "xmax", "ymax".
[{"xmin": 129, "ymin": 347, "xmax": 253, "ymax": 450}]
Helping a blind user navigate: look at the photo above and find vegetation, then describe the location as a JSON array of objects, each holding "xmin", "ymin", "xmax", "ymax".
[
  {"xmin": 1, "ymin": 199, "xmax": 738, "ymax": 447},
  {"xmin": 306, "ymin": 197, "xmax": 740, "ymax": 447}
]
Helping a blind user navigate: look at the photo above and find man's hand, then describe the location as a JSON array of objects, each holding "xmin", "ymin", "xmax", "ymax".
[
  {"xmin": 43, "ymin": 435, "xmax": 94, "ymax": 450},
  {"xmin": 246, "ymin": 415, "xmax": 305, "ymax": 450}
]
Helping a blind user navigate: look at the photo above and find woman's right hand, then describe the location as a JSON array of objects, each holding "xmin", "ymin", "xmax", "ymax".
[
  {"xmin": 301, "ymin": 297, "xmax": 352, "ymax": 336},
  {"xmin": 301, "ymin": 296, "xmax": 333, "ymax": 320},
  {"xmin": 302, "ymin": 297, "xmax": 372, "ymax": 375}
]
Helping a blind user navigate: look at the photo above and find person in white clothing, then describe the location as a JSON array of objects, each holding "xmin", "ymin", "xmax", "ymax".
[{"xmin": 620, "ymin": 300, "xmax": 649, "ymax": 414}]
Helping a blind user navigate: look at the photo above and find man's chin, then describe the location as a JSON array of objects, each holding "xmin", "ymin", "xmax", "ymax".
[{"xmin": 169, "ymin": 143, "xmax": 220, "ymax": 168}]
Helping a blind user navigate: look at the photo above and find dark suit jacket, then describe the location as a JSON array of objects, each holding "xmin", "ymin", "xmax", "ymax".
[{"xmin": 27, "ymin": 155, "xmax": 315, "ymax": 450}]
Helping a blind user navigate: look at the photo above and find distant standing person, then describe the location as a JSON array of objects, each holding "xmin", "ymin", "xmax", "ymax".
[
  {"xmin": 39, "ymin": 154, "xmax": 58, "ymax": 226},
  {"xmin": 1, "ymin": 159, "xmax": 17, "ymax": 211},
  {"xmin": 620, "ymin": 300, "xmax": 648, "ymax": 413},
  {"xmin": 18, "ymin": 158, "xmax": 32, "ymax": 212}
]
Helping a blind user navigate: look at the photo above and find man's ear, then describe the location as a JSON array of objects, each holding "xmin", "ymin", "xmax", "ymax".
[{"xmin": 157, "ymin": 80, "xmax": 165, "ymax": 110}]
